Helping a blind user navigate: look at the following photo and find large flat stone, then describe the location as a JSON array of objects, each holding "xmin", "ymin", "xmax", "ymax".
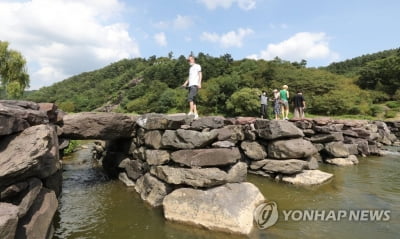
[
  {"xmin": 61, "ymin": 112, "xmax": 136, "ymax": 139},
  {"xmin": 170, "ymin": 147, "xmax": 240, "ymax": 167},
  {"xmin": 0, "ymin": 125, "xmax": 60, "ymax": 188},
  {"xmin": 163, "ymin": 182, "xmax": 265, "ymax": 235},
  {"xmin": 268, "ymin": 138, "xmax": 318, "ymax": 159},
  {"xmin": 262, "ymin": 159, "xmax": 309, "ymax": 174},
  {"xmin": 150, "ymin": 166, "xmax": 227, "ymax": 188}
]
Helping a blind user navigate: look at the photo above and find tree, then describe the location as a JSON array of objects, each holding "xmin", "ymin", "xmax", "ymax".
[
  {"xmin": 0, "ymin": 41, "xmax": 30, "ymax": 98},
  {"xmin": 357, "ymin": 55, "xmax": 400, "ymax": 96},
  {"xmin": 226, "ymin": 88, "xmax": 260, "ymax": 116}
]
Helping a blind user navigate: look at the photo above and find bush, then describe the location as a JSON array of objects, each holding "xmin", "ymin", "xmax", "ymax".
[
  {"xmin": 64, "ymin": 140, "xmax": 79, "ymax": 155},
  {"xmin": 384, "ymin": 110, "xmax": 397, "ymax": 119},
  {"xmin": 370, "ymin": 105, "xmax": 384, "ymax": 116},
  {"xmin": 386, "ymin": 101, "xmax": 400, "ymax": 109}
]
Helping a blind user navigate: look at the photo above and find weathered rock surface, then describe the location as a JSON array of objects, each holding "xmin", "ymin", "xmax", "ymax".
[
  {"xmin": 15, "ymin": 188, "xmax": 58, "ymax": 239},
  {"xmin": 324, "ymin": 141, "xmax": 350, "ymax": 158},
  {"xmin": 61, "ymin": 112, "xmax": 136, "ymax": 139},
  {"xmin": 0, "ymin": 125, "xmax": 60, "ymax": 188},
  {"xmin": 262, "ymin": 159, "xmax": 309, "ymax": 174},
  {"xmin": 0, "ymin": 203, "xmax": 19, "ymax": 239},
  {"xmin": 279, "ymin": 170, "xmax": 333, "ymax": 185},
  {"xmin": 144, "ymin": 130, "xmax": 162, "ymax": 149},
  {"xmin": 150, "ymin": 162, "xmax": 247, "ymax": 188},
  {"xmin": 190, "ymin": 116, "xmax": 225, "ymax": 130},
  {"xmin": 118, "ymin": 172, "xmax": 135, "ymax": 187},
  {"xmin": 241, "ymin": 141, "xmax": 267, "ymax": 160},
  {"xmin": 170, "ymin": 148, "xmax": 240, "ymax": 167},
  {"xmin": 215, "ymin": 125, "xmax": 245, "ymax": 142},
  {"xmin": 135, "ymin": 173, "xmax": 171, "ymax": 207},
  {"xmin": 267, "ymin": 138, "xmax": 318, "ymax": 159},
  {"xmin": 325, "ymin": 155, "xmax": 359, "ymax": 166},
  {"xmin": 0, "ymin": 101, "xmax": 48, "ymax": 136},
  {"xmin": 161, "ymin": 129, "xmax": 218, "ymax": 149},
  {"xmin": 145, "ymin": 149, "xmax": 170, "ymax": 165},
  {"xmin": 118, "ymin": 159, "xmax": 145, "ymax": 181},
  {"xmin": 163, "ymin": 182, "xmax": 265, "ymax": 235},
  {"xmin": 256, "ymin": 120, "xmax": 304, "ymax": 140}
]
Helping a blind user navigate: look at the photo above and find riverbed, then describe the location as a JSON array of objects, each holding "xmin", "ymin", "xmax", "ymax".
[{"xmin": 53, "ymin": 143, "xmax": 400, "ymax": 239}]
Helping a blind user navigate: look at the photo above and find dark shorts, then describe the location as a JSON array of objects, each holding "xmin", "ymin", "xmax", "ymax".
[{"xmin": 187, "ymin": 86, "xmax": 198, "ymax": 102}]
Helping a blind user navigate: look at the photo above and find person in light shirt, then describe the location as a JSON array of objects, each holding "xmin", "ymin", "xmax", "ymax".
[{"xmin": 182, "ymin": 55, "xmax": 202, "ymax": 119}]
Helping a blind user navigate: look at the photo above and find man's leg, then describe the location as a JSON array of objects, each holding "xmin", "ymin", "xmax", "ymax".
[{"xmin": 189, "ymin": 101, "xmax": 194, "ymax": 113}]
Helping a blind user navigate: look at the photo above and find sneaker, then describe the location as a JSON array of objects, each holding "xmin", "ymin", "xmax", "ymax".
[
  {"xmin": 188, "ymin": 112, "xmax": 194, "ymax": 116},
  {"xmin": 194, "ymin": 114, "xmax": 199, "ymax": 119}
]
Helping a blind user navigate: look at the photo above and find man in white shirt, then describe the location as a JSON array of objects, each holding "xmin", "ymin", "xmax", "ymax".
[{"xmin": 182, "ymin": 55, "xmax": 202, "ymax": 119}]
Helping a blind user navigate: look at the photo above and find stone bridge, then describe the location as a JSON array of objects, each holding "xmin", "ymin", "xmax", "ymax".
[{"xmin": 1, "ymin": 100, "xmax": 400, "ymax": 238}]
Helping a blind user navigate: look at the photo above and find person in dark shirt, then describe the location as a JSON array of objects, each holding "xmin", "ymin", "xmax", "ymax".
[{"xmin": 292, "ymin": 90, "xmax": 306, "ymax": 119}]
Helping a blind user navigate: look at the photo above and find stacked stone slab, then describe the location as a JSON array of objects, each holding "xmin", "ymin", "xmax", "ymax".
[
  {"xmin": 0, "ymin": 100, "xmax": 62, "ymax": 239},
  {"xmin": 112, "ymin": 114, "xmax": 251, "ymax": 206},
  {"xmin": 385, "ymin": 121, "xmax": 400, "ymax": 146},
  {"xmin": 248, "ymin": 119, "xmax": 325, "ymax": 185},
  {"xmin": 293, "ymin": 118, "xmax": 399, "ymax": 166},
  {"xmin": 106, "ymin": 113, "xmax": 266, "ymax": 234}
]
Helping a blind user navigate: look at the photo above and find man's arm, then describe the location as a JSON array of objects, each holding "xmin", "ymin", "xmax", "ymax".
[
  {"xmin": 182, "ymin": 79, "xmax": 188, "ymax": 87},
  {"xmin": 198, "ymin": 71, "xmax": 202, "ymax": 88}
]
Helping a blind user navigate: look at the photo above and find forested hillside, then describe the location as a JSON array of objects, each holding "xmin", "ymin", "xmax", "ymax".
[
  {"xmin": 323, "ymin": 48, "xmax": 399, "ymax": 76},
  {"xmin": 24, "ymin": 50, "xmax": 400, "ymax": 118}
]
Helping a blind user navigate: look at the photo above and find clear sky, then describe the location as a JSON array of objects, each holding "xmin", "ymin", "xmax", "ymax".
[{"xmin": 0, "ymin": 0, "xmax": 399, "ymax": 90}]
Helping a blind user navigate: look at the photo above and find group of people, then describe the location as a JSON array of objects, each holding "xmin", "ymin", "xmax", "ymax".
[
  {"xmin": 181, "ymin": 54, "xmax": 306, "ymax": 121},
  {"xmin": 260, "ymin": 85, "xmax": 306, "ymax": 120}
]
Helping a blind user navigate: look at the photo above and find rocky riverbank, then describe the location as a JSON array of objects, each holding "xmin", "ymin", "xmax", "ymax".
[
  {"xmin": 1, "ymin": 100, "xmax": 400, "ymax": 237},
  {"xmin": 0, "ymin": 100, "xmax": 63, "ymax": 239}
]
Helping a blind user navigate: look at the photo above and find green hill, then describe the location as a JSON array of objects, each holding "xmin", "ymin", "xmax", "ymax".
[
  {"xmin": 23, "ymin": 51, "xmax": 400, "ymax": 119},
  {"xmin": 322, "ymin": 48, "xmax": 400, "ymax": 76}
]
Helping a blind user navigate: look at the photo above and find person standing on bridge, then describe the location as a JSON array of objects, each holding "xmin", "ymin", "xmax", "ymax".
[{"xmin": 182, "ymin": 55, "xmax": 202, "ymax": 120}]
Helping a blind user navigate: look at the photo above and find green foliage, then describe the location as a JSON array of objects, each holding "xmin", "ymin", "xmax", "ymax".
[
  {"xmin": 386, "ymin": 101, "xmax": 400, "ymax": 109},
  {"xmin": 323, "ymin": 48, "xmax": 399, "ymax": 76},
  {"xmin": 58, "ymin": 101, "xmax": 76, "ymax": 112},
  {"xmin": 357, "ymin": 55, "xmax": 400, "ymax": 96},
  {"xmin": 370, "ymin": 105, "xmax": 385, "ymax": 117},
  {"xmin": 64, "ymin": 140, "xmax": 79, "ymax": 155},
  {"xmin": 0, "ymin": 41, "xmax": 30, "ymax": 98},
  {"xmin": 226, "ymin": 88, "xmax": 260, "ymax": 116},
  {"xmin": 385, "ymin": 110, "xmax": 397, "ymax": 119},
  {"xmin": 22, "ymin": 50, "xmax": 399, "ymax": 118}
]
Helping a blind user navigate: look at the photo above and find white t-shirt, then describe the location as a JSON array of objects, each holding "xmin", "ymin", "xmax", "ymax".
[{"xmin": 188, "ymin": 63, "xmax": 201, "ymax": 86}]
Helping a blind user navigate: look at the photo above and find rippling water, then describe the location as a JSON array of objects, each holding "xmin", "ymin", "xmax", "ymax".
[{"xmin": 54, "ymin": 143, "xmax": 400, "ymax": 239}]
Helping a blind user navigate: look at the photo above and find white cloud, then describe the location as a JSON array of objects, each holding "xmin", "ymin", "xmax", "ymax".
[
  {"xmin": 248, "ymin": 32, "xmax": 339, "ymax": 62},
  {"xmin": 154, "ymin": 32, "xmax": 167, "ymax": 46},
  {"xmin": 199, "ymin": 0, "xmax": 256, "ymax": 10},
  {"xmin": 155, "ymin": 15, "xmax": 193, "ymax": 30},
  {"xmin": 173, "ymin": 15, "xmax": 193, "ymax": 29},
  {"xmin": 201, "ymin": 28, "xmax": 254, "ymax": 48},
  {"xmin": 0, "ymin": 0, "xmax": 140, "ymax": 90}
]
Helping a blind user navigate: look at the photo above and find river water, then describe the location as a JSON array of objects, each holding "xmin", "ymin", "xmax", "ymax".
[{"xmin": 53, "ymin": 143, "xmax": 400, "ymax": 239}]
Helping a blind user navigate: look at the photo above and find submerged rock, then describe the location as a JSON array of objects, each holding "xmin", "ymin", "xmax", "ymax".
[{"xmin": 279, "ymin": 170, "xmax": 333, "ymax": 185}]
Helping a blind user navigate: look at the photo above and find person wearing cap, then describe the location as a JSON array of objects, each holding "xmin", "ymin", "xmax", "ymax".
[
  {"xmin": 280, "ymin": 85, "xmax": 289, "ymax": 120},
  {"xmin": 182, "ymin": 55, "xmax": 202, "ymax": 119},
  {"xmin": 273, "ymin": 89, "xmax": 281, "ymax": 120}
]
